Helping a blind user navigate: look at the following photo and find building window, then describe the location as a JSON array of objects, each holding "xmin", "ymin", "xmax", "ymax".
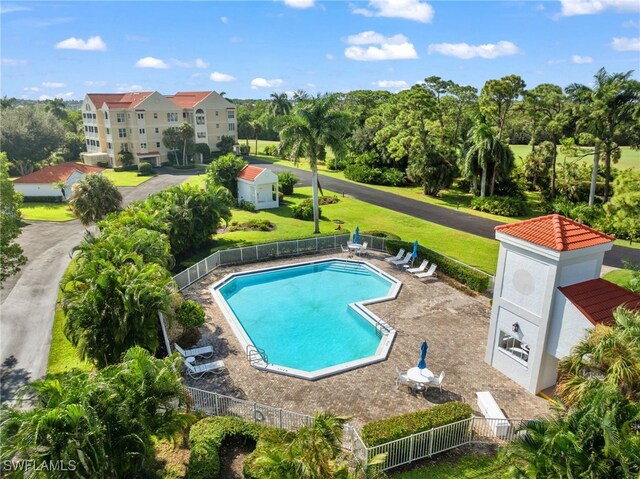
[
  {"xmin": 196, "ymin": 116, "xmax": 205, "ymax": 125},
  {"xmin": 116, "ymin": 113, "xmax": 125, "ymax": 123},
  {"xmin": 139, "ymin": 128, "xmax": 145, "ymax": 135},
  {"xmin": 106, "ymin": 128, "xmax": 110, "ymax": 135},
  {"xmin": 118, "ymin": 128, "xmax": 127, "ymax": 138},
  {"xmin": 227, "ymin": 110, "xmax": 235, "ymax": 119},
  {"xmin": 216, "ymin": 123, "xmax": 219, "ymax": 129},
  {"xmin": 156, "ymin": 142, "xmax": 161, "ymax": 148},
  {"xmin": 497, "ymin": 330, "xmax": 530, "ymax": 364},
  {"xmin": 217, "ymin": 136, "xmax": 221, "ymax": 141},
  {"xmin": 85, "ymin": 104, "xmax": 91, "ymax": 111},
  {"xmin": 104, "ymin": 112, "xmax": 109, "ymax": 120},
  {"xmin": 137, "ymin": 113, "xmax": 144, "ymax": 120},
  {"xmin": 92, "ymin": 113, "xmax": 96, "ymax": 119},
  {"xmin": 141, "ymin": 143, "xmax": 147, "ymax": 149},
  {"xmin": 197, "ymin": 131, "xmax": 206, "ymax": 138},
  {"xmin": 122, "ymin": 143, "xmax": 129, "ymax": 152},
  {"xmin": 154, "ymin": 113, "xmax": 158, "ymax": 119},
  {"xmin": 215, "ymin": 111, "xmax": 219, "ymax": 116},
  {"xmin": 228, "ymin": 123, "xmax": 235, "ymax": 132},
  {"xmin": 155, "ymin": 127, "xmax": 159, "ymax": 134},
  {"xmin": 84, "ymin": 126, "xmax": 89, "ymax": 132},
  {"xmin": 107, "ymin": 142, "xmax": 112, "ymax": 150},
  {"xmin": 96, "ymin": 140, "xmax": 100, "ymax": 147},
  {"xmin": 167, "ymin": 112, "xmax": 178, "ymax": 122}
]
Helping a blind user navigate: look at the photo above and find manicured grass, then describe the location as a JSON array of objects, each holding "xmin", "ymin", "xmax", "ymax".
[
  {"xmin": 202, "ymin": 187, "xmax": 499, "ymax": 274},
  {"xmin": 47, "ymin": 292, "xmax": 91, "ymax": 376},
  {"xmin": 603, "ymin": 269, "xmax": 635, "ymax": 290},
  {"xmin": 510, "ymin": 144, "xmax": 640, "ymax": 171},
  {"xmin": 102, "ymin": 169, "xmax": 154, "ymax": 187},
  {"xmin": 391, "ymin": 453, "xmax": 509, "ymax": 479},
  {"xmin": 20, "ymin": 202, "xmax": 75, "ymax": 222}
]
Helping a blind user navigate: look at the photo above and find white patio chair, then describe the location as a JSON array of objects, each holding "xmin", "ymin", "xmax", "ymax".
[
  {"xmin": 185, "ymin": 359, "xmax": 226, "ymax": 379},
  {"xmin": 340, "ymin": 244, "xmax": 353, "ymax": 258},
  {"xmin": 395, "ymin": 367, "xmax": 411, "ymax": 391},
  {"xmin": 175, "ymin": 343, "xmax": 214, "ymax": 359},
  {"xmin": 391, "ymin": 251, "xmax": 413, "ymax": 268},
  {"xmin": 385, "ymin": 248, "xmax": 405, "ymax": 263},
  {"xmin": 415, "ymin": 263, "xmax": 437, "ymax": 279},
  {"xmin": 430, "ymin": 371, "xmax": 445, "ymax": 392},
  {"xmin": 406, "ymin": 259, "xmax": 428, "ymax": 274},
  {"xmin": 356, "ymin": 242, "xmax": 368, "ymax": 256}
]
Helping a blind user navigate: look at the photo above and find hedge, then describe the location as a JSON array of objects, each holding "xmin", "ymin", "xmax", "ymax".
[
  {"xmin": 385, "ymin": 240, "xmax": 491, "ymax": 292},
  {"xmin": 188, "ymin": 416, "xmax": 265, "ymax": 479},
  {"xmin": 22, "ymin": 196, "xmax": 65, "ymax": 203},
  {"xmin": 361, "ymin": 402, "xmax": 473, "ymax": 447}
]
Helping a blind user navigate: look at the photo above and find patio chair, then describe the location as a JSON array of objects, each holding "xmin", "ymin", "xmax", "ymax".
[
  {"xmin": 395, "ymin": 367, "xmax": 411, "ymax": 391},
  {"xmin": 391, "ymin": 251, "xmax": 413, "ymax": 268},
  {"xmin": 430, "ymin": 371, "xmax": 445, "ymax": 392},
  {"xmin": 340, "ymin": 244, "xmax": 353, "ymax": 258},
  {"xmin": 406, "ymin": 259, "xmax": 428, "ymax": 274},
  {"xmin": 175, "ymin": 343, "xmax": 214, "ymax": 359},
  {"xmin": 385, "ymin": 248, "xmax": 405, "ymax": 263},
  {"xmin": 356, "ymin": 242, "xmax": 368, "ymax": 257},
  {"xmin": 185, "ymin": 359, "xmax": 226, "ymax": 379},
  {"xmin": 415, "ymin": 263, "xmax": 437, "ymax": 279}
]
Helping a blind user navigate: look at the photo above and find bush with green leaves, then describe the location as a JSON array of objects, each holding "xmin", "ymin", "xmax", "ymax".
[
  {"xmin": 344, "ymin": 164, "xmax": 406, "ymax": 186},
  {"xmin": 278, "ymin": 171, "xmax": 299, "ymax": 195},
  {"xmin": 206, "ymin": 153, "xmax": 247, "ymax": 198},
  {"xmin": 470, "ymin": 196, "xmax": 528, "ymax": 217},
  {"xmin": 238, "ymin": 199, "xmax": 256, "ymax": 212},
  {"xmin": 194, "ymin": 142, "xmax": 211, "ymax": 162},
  {"xmin": 216, "ymin": 135, "xmax": 236, "ymax": 155},
  {"xmin": 117, "ymin": 150, "xmax": 134, "ymax": 167},
  {"xmin": 175, "ymin": 299, "xmax": 205, "ymax": 329},
  {"xmin": 291, "ymin": 198, "xmax": 319, "ymax": 221},
  {"xmin": 239, "ymin": 144, "xmax": 250, "ymax": 155},
  {"xmin": 262, "ymin": 145, "xmax": 277, "ymax": 156},
  {"xmin": 137, "ymin": 161, "xmax": 153, "ymax": 176},
  {"xmin": 361, "ymin": 402, "xmax": 473, "ymax": 447}
]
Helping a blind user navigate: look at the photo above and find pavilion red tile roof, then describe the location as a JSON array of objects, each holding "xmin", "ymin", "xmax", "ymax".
[
  {"xmin": 13, "ymin": 162, "xmax": 104, "ymax": 184},
  {"xmin": 87, "ymin": 92, "xmax": 154, "ymax": 109},
  {"xmin": 559, "ymin": 278, "xmax": 640, "ymax": 327},
  {"xmin": 238, "ymin": 165, "xmax": 265, "ymax": 181},
  {"xmin": 495, "ymin": 214, "xmax": 614, "ymax": 251},
  {"xmin": 167, "ymin": 91, "xmax": 212, "ymax": 108}
]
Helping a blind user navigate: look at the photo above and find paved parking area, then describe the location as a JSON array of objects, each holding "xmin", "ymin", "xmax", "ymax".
[{"xmin": 181, "ymin": 251, "xmax": 550, "ymax": 429}]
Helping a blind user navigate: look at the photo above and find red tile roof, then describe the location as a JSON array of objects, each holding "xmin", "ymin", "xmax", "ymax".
[
  {"xmin": 167, "ymin": 91, "xmax": 212, "ymax": 108},
  {"xmin": 13, "ymin": 162, "xmax": 104, "ymax": 184},
  {"xmin": 238, "ymin": 165, "xmax": 265, "ymax": 181},
  {"xmin": 87, "ymin": 91, "xmax": 154, "ymax": 109},
  {"xmin": 559, "ymin": 278, "xmax": 640, "ymax": 326},
  {"xmin": 495, "ymin": 214, "xmax": 614, "ymax": 251}
]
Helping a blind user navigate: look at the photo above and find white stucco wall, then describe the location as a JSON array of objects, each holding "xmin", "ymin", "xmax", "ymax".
[
  {"xmin": 546, "ymin": 296, "xmax": 592, "ymax": 359},
  {"xmin": 501, "ymin": 250, "xmax": 550, "ymax": 317},
  {"xmin": 14, "ymin": 183, "xmax": 64, "ymax": 198}
]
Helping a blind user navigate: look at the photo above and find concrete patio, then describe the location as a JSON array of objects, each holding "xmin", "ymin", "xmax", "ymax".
[{"xmin": 181, "ymin": 251, "xmax": 550, "ymax": 430}]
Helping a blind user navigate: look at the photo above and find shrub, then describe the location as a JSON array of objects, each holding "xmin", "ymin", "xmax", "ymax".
[
  {"xmin": 263, "ymin": 145, "xmax": 277, "ymax": 156},
  {"xmin": 361, "ymin": 402, "xmax": 473, "ymax": 447},
  {"xmin": 239, "ymin": 144, "xmax": 250, "ymax": 155},
  {"xmin": 173, "ymin": 164, "xmax": 196, "ymax": 170},
  {"xmin": 278, "ymin": 171, "xmax": 299, "ymax": 195},
  {"xmin": 137, "ymin": 161, "xmax": 154, "ymax": 176},
  {"xmin": 113, "ymin": 165, "xmax": 138, "ymax": 172},
  {"xmin": 188, "ymin": 417, "xmax": 264, "ymax": 479},
  {"xmin": 237, "ymin": 200, "xmax": 256, "ymax": 212},
  {"xmin": 22, "ymin": 195, "xmax": 64, "ymax": 203},
  {"xmin": 344, "ymin": 164, "xmax": 406, "ymax": 186},
  {"xmin": 206, "ymin": 153, "xmax": 247, "ymax": 198},
  {"xmin": 194, "ymin": 142, "xmax": 211, "ymax": 162},
  {"xmin": 291, "ymin": 198, "xmax": 319, "ymax": 221},
  {"xmin": 97, "ymin": 161, "xmax": 110, "ymax": 168},
  {"xmin": 385, "ymin": 239, "xmax": 491, "ymax": 292},
  {"xmin": 175, "ymin": 299, "xmax": 205, "ymax": 329},
  {"xmin": 318, "ymin": 195, "xmax": 340, "ymax": 205},
  {"xmin": 381, "ymin": 168, "xmax": 408, "ymax": 186},
  {"xmin": 470, "ymin": 196, "xmax": 528, "ymax": 217},
  {"xmin": 117, "ymin": 150, "xmax": 134, "ymax": 167},
  {"xmin": 216, "ymin": 135, "xmax": 236, "ymax": 155}
]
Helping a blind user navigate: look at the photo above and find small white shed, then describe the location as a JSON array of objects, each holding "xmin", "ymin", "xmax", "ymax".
[
  {"xmin": 13, "ymin": 162, "xmax": 104, "ymax": 201},
  {"xmin": 237, "ymin": 165, "xmax": 279, "ymax": 210}
]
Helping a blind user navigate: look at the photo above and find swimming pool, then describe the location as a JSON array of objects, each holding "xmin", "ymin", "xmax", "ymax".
[{"xmin": 211, "ymin": 258, "xmax": 400, "ymax": 380}]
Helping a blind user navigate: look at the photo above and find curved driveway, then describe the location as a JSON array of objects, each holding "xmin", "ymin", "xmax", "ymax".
[{"xmin": 0, "ymin": 171, "xmax": 193, "ymax": 403}]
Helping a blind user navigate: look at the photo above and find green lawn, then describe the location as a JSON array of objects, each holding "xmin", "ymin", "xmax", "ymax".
[
  {"xmin": 603, "ymin": 269, "xmax": 635, "ymax": 291},
  {"xmin": 391, "ymin": 453, "xmax": 509, "ymax": 479},
  {"xmin": 20, "ymin": 202, "xmax": 75, "ymax": 222},
  {"xmin": 184, "ymin": 187, "xmax": 499, "ymax": 274},
  {"xmin": 510, "ymin": 144, "xmax": 640, "ymax": 171},
  {"xmin": 103, "ymin": 169, "xmax": 154, "ymax": 187}
]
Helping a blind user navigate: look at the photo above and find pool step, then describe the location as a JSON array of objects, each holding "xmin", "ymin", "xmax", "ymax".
[{"xmin": 322, "ymin": 264, "xmax": 371, "ymax": 275}]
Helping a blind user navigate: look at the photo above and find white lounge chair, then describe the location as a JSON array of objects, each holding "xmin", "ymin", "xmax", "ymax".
[
  {"xmin": 175, "ymin": 343, "xmax": 214, "ymax": 359},
  {"xmin": 391, "ymin": 251, "xmax": 413, "ymax": 268},
  {"xmin": 395, "ymin": 367, "xmax": 411, "ymax": 391},
  {"xmin": 385, "ymin": 249, "xmax": 405, "ymax": 263},
  {"xmin": 406, "ymin": 259, "xmax": 428, "ymax": 274},
  {"xmin": 430, "ymin": 371, "xmax": 445, "ymax": 392},
  {"xmin": 415, "ymin": 263, "xmax": 437, "ymax": 279},
  {"xmin": 185, "ymin": 359, "xmax": 226, "ymax": 379},
  {"xmin": 356, "ymin": 242, "xmax": 368, "ymax": 256}
]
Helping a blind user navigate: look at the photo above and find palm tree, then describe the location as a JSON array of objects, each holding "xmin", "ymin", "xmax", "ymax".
[
  {"xmin": 44, "ymin": 97, "xmax": 67, "ymax": 120},
  {"xmin": 270, "ymin": 92, "xmax": 292, "ymax": 117},
  {"xmin": 280, "ymin": 96, "xmax": 349, "ymax": 233},
  {"xmin": 178, "ymin": 121, "xmax": 195, "ymax": 166},
  {"xmin": 68, "ymin": 173, "xmax": 122, "ymax": 226},
  {"xmin": 250, "ymin": 119, "xmax": 262, "ymax": 157},
  {"xmin": 565, "ymin": 68, "xmax": 640, "ymax": 203}
]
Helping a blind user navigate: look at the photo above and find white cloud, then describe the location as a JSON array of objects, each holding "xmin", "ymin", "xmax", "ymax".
[
  {"xmin": 352, "ymin": 0, "xmax": 434, "ymax": 23},
  {"xmin": 428, "ymin": 40, "xmax": 520, "ymax": 59},
  {"xmin": 623, "ymin": 19, "xmax": 639, "ymax": 27},
  {"xmin": 135, "ymin": 56, "xmax": 169, "ymax": 69},
  {"xmin": 344, "ymin": 31, "xmax": 418, "ymax": 61},
  {"xmin": 84, "ymin": 80, "xmax": 107, "ymax": 87},
  {"xmin": 24, "ymin": 87, "xmax": 40, "ymax": 92},
  {"xmin": 220, "ymin": 16, "xmax": 229, "ymax": 24},
  {"xmin": 251, "ymin": 78, "xmax": 284, "ymax": 89},
  {"xmin": 38, "ymin": 92, "xmax": 74, "ymax": 101},
  {"xmin": 1, "ymin": 58, "xmax": 27, "ymax": 66},
  {"xmin": 560, "ymin": 0, "xmax": 639, "ymax": 16},
  {"xmin": 325, "ymin": 53, "xmax": 335, "ymax": 60},
  {"xmin": 55, "ymin": 35, "xmax": 107, "ymax": 51},
  {"xmin": 572, "ymin": 54, "xmax": 594, "ymax": 63},
  {"xmin": 42, "ymin": 82, "xmax": 66, "ymax": 88},
  {"xmin": 210, "ymin": 71, "xmax": 237, "ymax": 82},
  {"xmin": 171, "ymin": 58, "xmax": 209, "ymax": 68},
  {"xmin": 283, "ymin": 0, "xmax": 315, "ymax": 8},
  {"xmin": 373, "ymin": 80, "xmax": 409, "ymax": 89},
  {"xmin": 1, "ymin": 4, "xmax": 31, "ymax": 14},
  {"xmin": 307, "ymin": 83, "xmax": 317, "ymax": 89},
  {"xmin": 611, "ymin": 36, "xmax": 640, "ymax": 51}
]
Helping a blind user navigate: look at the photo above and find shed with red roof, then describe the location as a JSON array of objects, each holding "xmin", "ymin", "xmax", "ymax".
[
  {"xmin": 236, "ymin": 165, "xmax": 279, "ymax": 210},
  {"xmin": 13, "ymin": 162, "xmax": 104, "ymax": 201}
]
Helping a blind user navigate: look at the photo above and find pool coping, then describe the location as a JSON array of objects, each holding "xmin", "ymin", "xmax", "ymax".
[{"xmin": 210, "ymin": 257, "xmax": 401, "ymax": 380}]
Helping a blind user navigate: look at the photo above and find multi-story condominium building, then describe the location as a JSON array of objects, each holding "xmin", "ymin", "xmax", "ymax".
[{"xmin": 80, "ymin": 90, "xmax": 237, "ymax": 167}]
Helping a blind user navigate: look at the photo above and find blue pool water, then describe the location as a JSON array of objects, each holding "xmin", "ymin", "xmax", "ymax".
[{"xmin": 218, "ymin": 261, "xmax": 394, "ymax": 372}]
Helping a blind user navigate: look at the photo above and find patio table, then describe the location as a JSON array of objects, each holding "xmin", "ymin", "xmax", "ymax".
[{"xmin": 406, "ymin": 367, "xmax": 434, "ymax": 384}]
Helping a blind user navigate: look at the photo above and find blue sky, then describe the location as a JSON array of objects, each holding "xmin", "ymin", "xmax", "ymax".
[{"xmin": 1, "ymin": 0, "xmax": 639, "ymax": 101}]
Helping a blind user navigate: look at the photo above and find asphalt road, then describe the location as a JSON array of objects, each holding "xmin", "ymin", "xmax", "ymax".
[
  {"xmin": 0, "ymin": 171, "xmax": 192, "ymax": 403},
  {"xmin": 251, "ymin": 159, "xmax": 639, "ymax": 269}
]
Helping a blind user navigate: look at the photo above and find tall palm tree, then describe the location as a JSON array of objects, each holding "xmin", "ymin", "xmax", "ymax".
[
  {"xmin": 250, "ymin": 120, "xmax": 262, "ymax": 156},
  {"xmin": 178, "ymin": 121, "xmax": 195, "ymax": 166},
  {"xmin": 44, "ymin": 97, "xmax": 67, "ymax": 120},
  {"xmin": 270, "ymin": 92, "xmax": 292, "ymax": 117},
  {"xmin": 565, "ymin": 68, "xmax": 640, "ymax": 202},
  {"xmin": 280, "ymin": 96, "xmax": 350, "ymax": 233},
  {"xmin": 68, "ymin": 173, "xmax": 122, "ymax": 226}
]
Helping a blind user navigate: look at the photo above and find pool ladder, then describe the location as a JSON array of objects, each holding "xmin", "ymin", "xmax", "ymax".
[{"xmin": 247, "ymin": 345, "xmax": 268, "ymax": 369}]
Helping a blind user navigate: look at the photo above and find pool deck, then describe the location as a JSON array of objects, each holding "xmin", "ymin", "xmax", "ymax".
[{"xmin": 182, "ymin": 251, "xmax": 551, "ymax": 429}]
